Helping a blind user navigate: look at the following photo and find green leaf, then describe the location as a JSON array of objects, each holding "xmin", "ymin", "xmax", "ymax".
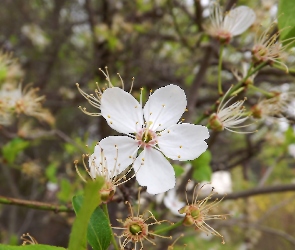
[
  {"xmin": 73, "ymin": 195, "xmax": 112, "ymax": 250},
  {"xmin": 0, "ymin": 245, "xmax": 65, "ymax": 250},
  {"xmin": 191, "ymin": 151, "xmax": 212, "ymax": 181},
  {"xmin": 2, "ymin": 138, "xmax": 30, "ymax": 164},
  {"xmin": 173, "ymin": 164, "xmax": 185, "ymax": 177},
  {"xmin": 278, "ymin": 0, "xmax": 295, "ymax": 41},
  {"xmin": 57, "ymin": 179, "xmax": 72, "ymax": 202},
  {"xmin": 68, "ymin": 177, "xmax": 104, "ymax": 250},
  {"xmin": 45, "ymin": 163, "xmax": 58, "ymax": 183}
]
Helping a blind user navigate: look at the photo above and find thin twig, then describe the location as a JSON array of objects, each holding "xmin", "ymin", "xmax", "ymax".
[{"xmin": 0, "ymin": 195, "xmax": 73, "ymax": 213}]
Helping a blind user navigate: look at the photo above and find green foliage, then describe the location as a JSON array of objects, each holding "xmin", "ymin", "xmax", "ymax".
[
  {"xmin": 1, "ymin": 138, "xmax": 30, "ymax": 164},
  {"xmin": 57, "ymin": 178, "xmax": 72, "ymax": 202},
  {"xmin": 278, "ymin": 0, "xmax": 295, "ymax": 41},
  {"xmin": 284, "ymin": 127, "xmax": 295, "ymax": 145},
  {"xmin": 0, "ymin": 245, "xmax": 65, "ymax": 250},
  {"xmin": 68, "ymin": 177, "xmax": 104, "ymax": 250},
  {"xmin": 173, "ymin": 164, "xmax": 185, "ymax": 177},
  {"xmin": 72, "ymin": 195, "xmax": 112, "ymax": 250},
  {"xmin": 191, "ymin": 151, "xmax": 212, "ymax": 182},
  {"xmin": 45, "ymin": 163, "xmax": 58, "ymax": 183}
]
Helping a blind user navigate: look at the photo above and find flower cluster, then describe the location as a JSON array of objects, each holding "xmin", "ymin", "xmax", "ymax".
[{"xmin": 0, "ymin": 51, "xmax": 53, "ymax": 126}]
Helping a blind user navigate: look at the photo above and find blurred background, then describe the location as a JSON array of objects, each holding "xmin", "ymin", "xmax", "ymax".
[{"xmin": 1, "ymin": 0, "xmax": 295, "ymax": 249}]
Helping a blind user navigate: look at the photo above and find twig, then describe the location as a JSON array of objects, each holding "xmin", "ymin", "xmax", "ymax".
[
  {"xmin": 0, "ymin": 195, "xmax": 73, "ymax": 213},
  {"xmin": 210, "ymin": 184, "xmax": 295, "ymax": 201}
]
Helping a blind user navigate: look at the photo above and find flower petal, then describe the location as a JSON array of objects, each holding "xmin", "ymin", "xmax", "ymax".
[
  {"xmin": 157, "ymin": 123, "xmax": 209, "ymax": 161},
  {"xmin": 99, "ymin": 136, "xmax": 139, "ymax": 174},
  {"xmin": 133, "ymin": 148, "xmax": 175, "ymax": 194},
  {"xmin": 164, "ymin": 189, "xmax": 186, "ymax": 217},
  {"xmin": 143, "ymin": 85, "xmax": 187, "ymax": 131},
  {"xmin": 101, "ymin": 87, "xmax": 144, "ymax": 134},
  {"xmin": 89, "ymin": 147, "xmax": 105, "ymax": 179},
  {"xmin": 224, "ymin": 6, "xmax": 256, "ymax": 36}
]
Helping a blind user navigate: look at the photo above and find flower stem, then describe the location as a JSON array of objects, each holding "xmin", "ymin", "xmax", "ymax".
[
  {"xmin": 154, "ymin": 219, "xmax": 184, "ymax": 234},
  {"xmin": 195, "ymin": 62, "xmax": 267, "ymax": 124},
  {"xmin": 248, "ymin": 84, "xmax": 274, "ymax": 98},
  {"xmin": 102, "ymin": 203, "xmax": 119, "ymax": 250},
  {"xmin": 218, "ymin": 45, "xmax": 224, "ymax": 95}
]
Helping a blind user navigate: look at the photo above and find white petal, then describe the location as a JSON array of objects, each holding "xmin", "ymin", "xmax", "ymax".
[
  {"xmin": 99, "ymin": 136, "xmax": 139, "ymax": 174},
  {"xmin": 101, "ymin": 87, "xmax": 144, "ymax": 134},
  {"xmin": 223, "ymin": 6, "xmax": 256, "ymax": 36},
  {"xmin": 157, "ymin": 123, "xmax": 209, "ymax": 161},
  {"xmin": 89, "ymin": 148, "xmax": 105, "ymax": 179},
  {"xmin": 133, "ymin": 148, "xmax": 175, "ymax": 194},
  {"xmin": 164, "ymin": 189, "xmax": 186, "ymax": 217},
  {"xmin": 143, "ymin": 85, "xmax": 187, "ymax": 131}
]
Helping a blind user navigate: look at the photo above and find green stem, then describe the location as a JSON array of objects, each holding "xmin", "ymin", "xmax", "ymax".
[
  {"xmin": 102, "ymin": 203, "xmax": 119, "ymax": 250},
  {"xmin": 248, "ymin": 84, "xmax": 274, "ymax": 98},
  {"xmin": 195, "ymin": 62, "xmax": 267, "ymax": 124},
  {"xmin": 154, "ymin": 219, "xmax": 184, "ymax": 234},
  {"xmin": 0, "ymin": 195, "xmax": 73, "ymax": 213},
  {"xmin": 218, "ymin": 45, "xmax": 224, "ymax": 95}
]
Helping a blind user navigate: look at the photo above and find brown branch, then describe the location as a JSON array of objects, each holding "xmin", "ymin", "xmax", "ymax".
[
  {"xmin": 211, "ymin": 184, "xmax": 295, "ymax": 201},
  {"xmin": 186, "ymin": 44, "xmax": 213, "ymax": 122},
  {"xmin": 0, "ymin": 195, "xmax": 73, "ymax": 213}
]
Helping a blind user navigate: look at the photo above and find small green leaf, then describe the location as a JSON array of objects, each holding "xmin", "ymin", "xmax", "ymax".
[
  {"xmin": 2, "ymin": 138, "xmax": 30, "ymax": 164},
  {"xmin": 45, "ymin": 163, "xmax": 58, "ymax": 183},
  {"xmin": 0, "ymin": 245, "xmax": 65, "ymax": 250},
  {"xmin": 192, "ymin": 164, "xmax": 212, "ymax": 181},
  {"xmin": 191, "ymin": 151, "xmax": 212, "ymax": 181},
  {"xmin": 278, "ymin": 0, "xmax": 295, "ymax": 41},
  {"xmin": 68, "ymin": 177, "xmax": 104, "ymax": 250},
  {"xmin": 173, "ymin": 164, "xmax": 185, "ymax": 177},
  {"xmin": 57, "ymin": 179, "xmax": 72, "ymax": 202},
  {"xmin": 73, "ymin": 195, "xmax": 112, "ymax": 250}
]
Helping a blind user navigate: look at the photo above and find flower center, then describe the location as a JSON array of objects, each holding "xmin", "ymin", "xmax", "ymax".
[
  {"xmin": 136, "ymin": 124, "xmax": 157, "ymax": 148},
  {"xmin": 191, "ymin": 208, "xmax": 201, "ymax": 220},
  {"xmin": 129, "ymin": 224, "xmax": 143, "ymax": 235}
]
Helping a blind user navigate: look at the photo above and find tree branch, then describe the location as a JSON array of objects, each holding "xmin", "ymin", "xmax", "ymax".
[
  {"xmin": 211, "ymin": 184, "xmax": 295, "ymax": 201},
  {"xmin": 0, "ymin": 195, "xmax": 73, "ymax": 213}
]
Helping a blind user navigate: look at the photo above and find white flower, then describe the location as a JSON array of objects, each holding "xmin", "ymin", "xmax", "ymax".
[
  {"xmin": 252, "ymin": 91, "xmax": 295, "ymax": 120},
  {"xmin": 199, "ymin": 171, "xmax": 232, "ymax": 196},
  {"xmin": 252, "ymin": 23, "xmax": 295, "ymax": 72},
  {"xmin": 208, "ymin": 3, "xmax": 256, "ymax": 43},
  {"xmin": 98, "ymin": 84, "xmax": 209, "ymax": 194},
  {"xmin": 163, "ymin": 189, "xmax": 186, "ymax": 217},
  {"xmin": 208, "ymin": 87, "xmax": 251, "ymax": 133}
]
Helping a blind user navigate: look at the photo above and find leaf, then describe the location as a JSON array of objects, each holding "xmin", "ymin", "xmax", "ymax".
[
  {"xmin": 2, "ymin": 138, "xmax": 30, "ymax": 164},
  {"xmin": 191, "ymin": 151, "xmax": 212, "ymax": 181},
  {"xmin": 192, "ymin": 164, "xmax": 212, "ymax": 182},
  {"xmin": 278, "ymin": 0, "xmax": 295, "ymax": 41},
  {"xmin": 73, "ymin": 195, "xmax": 112, "ymax": 250},
  {"xmin": 68, "ymin": 177, "xmax": 104, "ymax": 250},
  {"xmin": 45, "ymin": 163, "xmax": 58, "ymax": 183},
  {"xmin": 57, "ymin": 179, "xmax": 72, "ymax": 202},
  {"xmin": 0, "ymin": 245, "xmax": 65, "ymax": 250}
]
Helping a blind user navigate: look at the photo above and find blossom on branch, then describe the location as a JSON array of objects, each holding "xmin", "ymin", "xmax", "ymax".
[
  {"xmin": 75, "ymin": 143, "xmax": 135, "ymax": 203},
  {"xmin": 251, "ymin": 91, "xmax": 295, "ymax": 119},
  {"xmin": 76, "ymin": 67, "xmax": 134, "ymax": 116},
  {"xmin": 178, "ymin": 181, "xmax": 227, "ymax": 244},
  {"xmin": 208, "ymin": 3, "xmax": 256, "ymax": 44},
  {"xmin": 208, "ymin": 87, "xmax": 251, "ymax": 133},
  {"xmin": 113, "ymin": 188, "xmax": 172, "ymax": 249},
  {"xmin": 252, "ymin": 24, "xmax": 295, "ymax": 72},
  {"xmin": 98, "ymin": 84, "xmax": 209, "ymax": 194}
]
